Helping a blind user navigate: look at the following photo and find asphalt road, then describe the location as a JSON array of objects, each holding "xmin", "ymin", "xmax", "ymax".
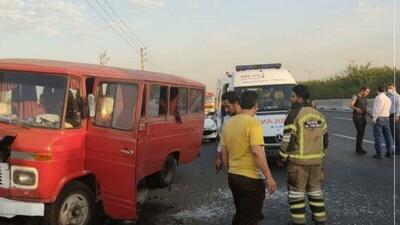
[{"xmin": 1, "ymin": 110, "xmax": 399, "ymax": 225}]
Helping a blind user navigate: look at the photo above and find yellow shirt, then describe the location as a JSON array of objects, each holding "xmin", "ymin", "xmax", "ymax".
[{"xmin": 221, "ymin": 114, "xmax": 265, "ymax": 179}]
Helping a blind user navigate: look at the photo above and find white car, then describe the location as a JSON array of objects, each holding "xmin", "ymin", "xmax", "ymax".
[{"xmin": 203, "ymin": 117, "xmax": 218, "ymax": 142}]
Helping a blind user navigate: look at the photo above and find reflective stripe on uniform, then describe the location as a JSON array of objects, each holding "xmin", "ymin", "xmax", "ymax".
[
  {"xmin": 284, "ymin": 124, "xmax": 297, "ymax": 133},
  {"xmin": 291, "ymin": 213, "xmax": 306, "ymax": 219},
  {"xmin": 289, "ymin": 194, "xmax": 305, "ymax": 199},
  {"xmin": 322, "ymin": 123, "xmax": 328, "ymax": 132},
  {"xmin": 307, "ymin": 189, "xmax": 323, "ymax": 197},
  {"xmin": 290, "ymin": 203, "xmax": 306, "ymax": 209},
  {"xmin": 289, "ymin": 190, "xmax": 305, "ymax": 199},
  {"xmin": 309, "ymin": 201, "xmax": 325, "ymax": 207},
  {"xmin": 288, "ymin": 153, "xmax": 325, "ymax": 159},
  {"xmin": 279, "ymin": 150, "xmax": 288, "ymax": 158},
  {"xmin": 282, "ymin": 133, "xmax": 291, "ymax": 142},
  {"xmin": 313, "ymin": 212, "xmax": 326, "ymax": 217}
]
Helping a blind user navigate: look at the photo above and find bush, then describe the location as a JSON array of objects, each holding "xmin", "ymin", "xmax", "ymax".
[{"xmin": 301, "ymin": 63, "xmax": 399, "ymax": 99}]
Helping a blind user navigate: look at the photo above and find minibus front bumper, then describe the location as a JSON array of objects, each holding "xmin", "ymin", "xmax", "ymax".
[{"xmin": 0, "ymin": 197, "xmax": 44, "ymax": 218}]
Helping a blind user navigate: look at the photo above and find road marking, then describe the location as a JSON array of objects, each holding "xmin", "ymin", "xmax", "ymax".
[
  {"xmin": 333, "ymin": 117, "xmax": 353, "ymax": 121},
  {"xmin": 319, "ymin": 109, "xmax": 352, "ymax": 113},
  {"xmin": 333, "ymin": 133, "xmax": 394, "ymax": 147},
  {"xmin": 333, "ymin": 133, "xmax": 374, "ymax": 144}
]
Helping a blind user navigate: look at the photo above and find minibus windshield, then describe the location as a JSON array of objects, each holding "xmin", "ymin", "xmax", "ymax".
[
  {"xmin": 0, "ymin": 71, "xmax": 68, "ymax": 129},
  {"xmin": 235, "ymin": 84, "xmax": 295, "ymax": 111}
]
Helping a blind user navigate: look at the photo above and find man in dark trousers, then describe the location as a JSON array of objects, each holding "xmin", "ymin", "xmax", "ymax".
[
  {"xmin": 372, "ymin": 85, "xmax": 393, "ymax": 158},
  {"xmin": 349, "ymin": 86, "xmax": 370, "ymax": 155},
  {"xmin": 221, "ymin": 91, "xmax": 276, "ymax": 225},
  {"xmin": 387, "ymin": 83, "xmax": 400, "ymax": 155}
]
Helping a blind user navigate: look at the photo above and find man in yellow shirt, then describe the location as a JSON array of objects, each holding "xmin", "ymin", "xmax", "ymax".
[{"xmin": 221, "ymin": 91, "xmax": 277, "ymax": 225}]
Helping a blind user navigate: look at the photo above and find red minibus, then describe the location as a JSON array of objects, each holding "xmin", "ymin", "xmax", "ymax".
[{"xmin": 0, "ymin": 59, "xmax": 205, "ymax": 224}]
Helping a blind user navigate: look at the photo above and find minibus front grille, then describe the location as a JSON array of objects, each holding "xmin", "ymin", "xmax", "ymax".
[{"xmin": 0, "ymin": 163, "xmax": 10, "ymax": 189}]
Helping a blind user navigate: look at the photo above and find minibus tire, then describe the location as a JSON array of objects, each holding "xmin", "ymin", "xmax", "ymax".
[
  {"xmin": 43, "ymin": 181, "xmax": 95, "ymax": 225},
  {"xmin": 147, "ymin": 155, "xmax": 177, "ymax": 188}
]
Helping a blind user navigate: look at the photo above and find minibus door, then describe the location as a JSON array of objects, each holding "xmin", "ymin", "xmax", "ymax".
[{"xmin": 86, "ymin": 80, "xmax": 142, "ymax": 220}]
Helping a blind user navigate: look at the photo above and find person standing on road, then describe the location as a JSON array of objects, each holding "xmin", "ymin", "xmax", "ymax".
[
  {"xmin": 387, "ymin": 83, "xmax": 400, "ymax": 155},
  {"xmin": 278, "ymin": 84, "xmax": 329, "ymax": 225},
  {"xmin": 349, "ymin": 86, "xmax": 370, "ymax": 155},
  {"xmin": 372, "ymin": 85, "xmax": 393, "ymax": 158},
  {"xmin": 221, "ymin": 91, "xmax": 276, "ymax": 225},
  {"xmin": 215, "ymin": 91, "xmax": 241, "ymax": 173}
]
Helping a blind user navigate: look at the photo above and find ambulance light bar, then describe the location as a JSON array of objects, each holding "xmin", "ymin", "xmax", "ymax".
[{"xmin": 235, "ymin": 63, "xmax": 281, "ymax": 71}]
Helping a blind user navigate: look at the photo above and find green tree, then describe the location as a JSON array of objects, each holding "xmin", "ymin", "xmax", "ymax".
[{"xmin": 302, "ymin": 64, "xmax": 399, "ymax": 99}]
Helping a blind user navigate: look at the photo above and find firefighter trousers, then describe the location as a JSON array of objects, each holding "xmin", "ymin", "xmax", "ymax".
[{"xmin": 287, "ymin": 162, "xmax": 326, "ymax": 225}]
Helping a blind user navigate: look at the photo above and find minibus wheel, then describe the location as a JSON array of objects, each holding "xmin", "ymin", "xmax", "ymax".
[
  {"xmin": 147, "ymin": 155, "xmax": 177, "ymax": 188},
  {"xmin": 43, "ymin": 181, "xmax": 95, "ymax": 225}
]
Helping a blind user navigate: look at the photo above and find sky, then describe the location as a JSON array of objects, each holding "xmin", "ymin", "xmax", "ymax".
[{"xmin": 0, "ymin": 0, "xmax": 397, "ymax": 91}]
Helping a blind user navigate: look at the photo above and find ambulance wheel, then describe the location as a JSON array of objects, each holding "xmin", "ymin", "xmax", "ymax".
[
  {"xmin": 147, "ymin": 155, "xmax": 177, "ymax": 188},
  {"xmin": 43, "ymin": 181, "xmax": 95, "ymax": 225}
]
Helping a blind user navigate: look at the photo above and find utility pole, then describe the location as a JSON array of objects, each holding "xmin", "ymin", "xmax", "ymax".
[{"xmin": 140, "ymin": 48, "xmax": 145, "ymax": 71}]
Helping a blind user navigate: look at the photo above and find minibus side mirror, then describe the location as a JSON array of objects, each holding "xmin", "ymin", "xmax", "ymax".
[{"xmin": 88, "ymin": 94, "xmax": 96, "ymax": 118}]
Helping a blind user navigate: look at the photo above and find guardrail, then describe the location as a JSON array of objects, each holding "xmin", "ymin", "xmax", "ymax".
[{"xmin": 315, "ymin": 99, "xmax": 374, "ymax": 112}]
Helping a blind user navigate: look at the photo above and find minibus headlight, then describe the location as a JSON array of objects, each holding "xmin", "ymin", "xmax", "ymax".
[
  {"xmin": 13, "ymin": 170, "xmax": 36, "ymax": 186},
  {"xmin": 11, "ymin": 166, "xmax": 39, "ymax": 189}
]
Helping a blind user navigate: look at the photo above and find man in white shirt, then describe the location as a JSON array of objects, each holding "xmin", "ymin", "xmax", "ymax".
[
  {"xmin": 372, "ymin": 85, "xmax": 393, "ymax": 159},
  {"xmin": 387, "ymin": 83, "xmax": 400, "ymax": 155}
]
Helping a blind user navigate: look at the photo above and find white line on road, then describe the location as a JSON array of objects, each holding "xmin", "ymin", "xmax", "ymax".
[
  {"xmin": 319, "ymin": 109, "xmax": 352, "ymax": 113},
  {"xmin": 333, "ymin": 133, "xmax": 374, "ymax": 144},
  {"xmin": 333, "ymin": 133, "xmax": 394, "ymax": 147},
  {"xmin": 333, "ymin": 117, "xmax": 353, "ymax": 121}
]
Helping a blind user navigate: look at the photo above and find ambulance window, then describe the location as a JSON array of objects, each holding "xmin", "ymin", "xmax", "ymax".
[
  {"xmin": 169, "ymin": 87, "xmax": 187, "ymax": 115},
  {"xmin": 94, "ymin": 83, "xmax": 138, "ymax": 130},
  {"xmin": 189, "ymin": 89, "xmax": 204, "ymax": 113},
  {"xmin": 149, "ymin": 85, "xmax": 168, "ymax": 117},
  {"xmin": 65, "ymin": 78, "xmax": 82, "ymax": 129}
]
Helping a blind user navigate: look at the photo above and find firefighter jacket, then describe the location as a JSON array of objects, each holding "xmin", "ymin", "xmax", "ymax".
[{"xmin": 279, "ymin": 103, "xmax": 329, "ymax": 165}]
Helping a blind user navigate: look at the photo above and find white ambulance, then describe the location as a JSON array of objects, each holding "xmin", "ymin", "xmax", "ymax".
[{"xmin": 217, "ymin": 64, "xmax": 296, "ymax": 157}]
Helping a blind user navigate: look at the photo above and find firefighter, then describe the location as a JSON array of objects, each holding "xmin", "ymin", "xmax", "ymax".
[{"xmin": 277, "ymin": 84, "xmax": 329, "ymax": 225}]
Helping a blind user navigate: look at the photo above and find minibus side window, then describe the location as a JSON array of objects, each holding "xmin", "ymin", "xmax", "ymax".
[
  {"xmin": 94, "ymin": 83, "xmax": 138, "ymax": 130},
  {"xmin": 179, "ymin": 88, "xmax": 188, "ymax": 114},
  {"xmin": 141, "ymin": 86, "xmax": 146, "ymax": 117},
  {"xmin": 65, "ymin": 78, "xmax": 82, "ymax": 129},
  {"xmin": 189, "ymin": 89, "xmax": 204, "ymax": 114},
  {"xmin": 149, "ymin": 85, "xmax": 168, "ymax": 117},
  {"xmin": 169, "ymin": 87, "xmax": 187, "ymax": 115}
]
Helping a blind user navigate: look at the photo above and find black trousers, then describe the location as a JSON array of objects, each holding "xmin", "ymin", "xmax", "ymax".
[
  {"xmin": 389, "ymin": 114, "xmax": 400, "ymax": 152},
  {"xmin": 353, "ymin": 116, "xmax": 367, "ymax": 152},
  {"xmin": 228, "ymin": 173, "xmax": 265, "ymax": 225}
]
